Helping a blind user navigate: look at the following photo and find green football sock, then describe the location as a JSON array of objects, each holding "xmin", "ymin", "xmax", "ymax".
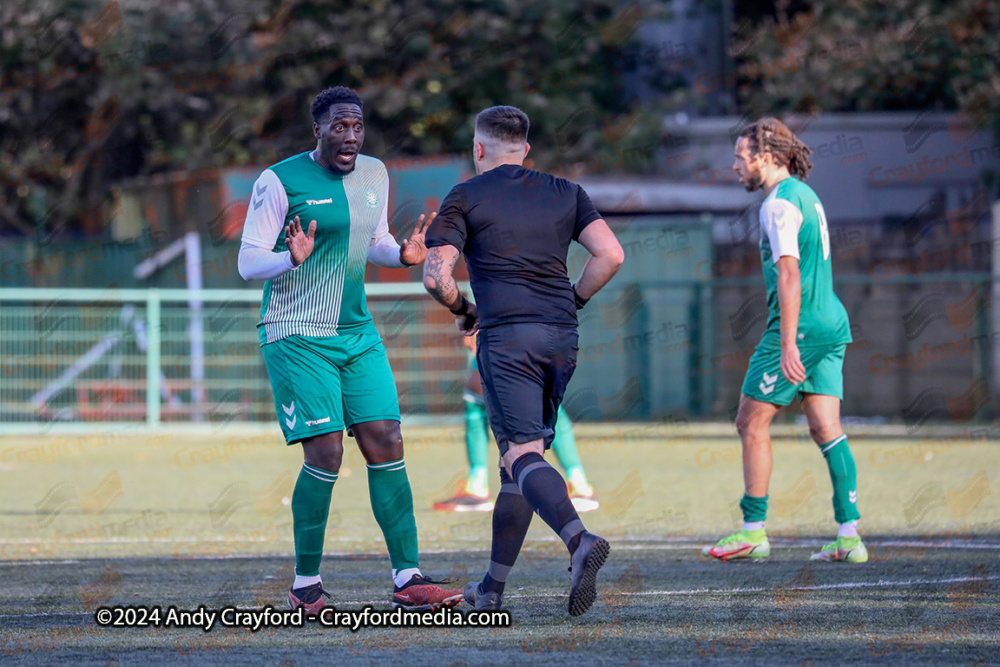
[
  {"xmin": 292, "ymin": 463, "xmax": 338, "ymax": 577},
  {"xmin": 367, "ymin": 459, "xmax": 420, "ymax": 571},
  {"xmin": 552, "ymin": 406, "xmax": 587, "ymax": 483},
  {"xmin": 739, "ymin": 493, "xmax": 768, "ymax": 524},
  {"xmin": 821, "ymin": 435, "xmax": 861, "ymax": 524},
  {"xmin": 465, "ymin": 399, "xmax": 489, "ymax": 495}
]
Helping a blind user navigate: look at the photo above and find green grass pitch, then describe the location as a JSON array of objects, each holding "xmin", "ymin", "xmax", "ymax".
[{"xmin": 1, "ymin": 425, "xmax": 997, "ymax": 664}]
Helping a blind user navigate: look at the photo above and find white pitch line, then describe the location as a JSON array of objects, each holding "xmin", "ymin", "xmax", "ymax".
[
  {"xmin": 1, "ymin": 537, "xmax": 997, "ymax": 550},
  {"xmin": 0, "ymin": 559, "xmax": 82, "ymax": 566},
  {"xmin": 869, "ymin": 540, "xmax": 1000, "ymax": 550},
  {"xmin": 613, "ymin": 541, "xmax": 1000, "ymax": 551},
  {"xmin": 504, "ymin": 573, "xmax": 1000, "ymax": 600},
  {"xmin": 0, "ymin": 540, "xmax": 997, "ymax": 567},
  {"xmin": 2, "ymin": 573, "xmax": 992, "ymax": 620}
]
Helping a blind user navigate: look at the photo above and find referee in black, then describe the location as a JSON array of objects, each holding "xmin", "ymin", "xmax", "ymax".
[{"xmin": 423, "ymin": 105, "xmax": 624, "ymax": 616}]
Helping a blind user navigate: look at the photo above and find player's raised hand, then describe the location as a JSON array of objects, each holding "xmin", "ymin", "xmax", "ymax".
[
  {"xmin": 286, "ymin": 216, "xmax": 317, "ymax": 266},
  {"xmin": 399, "ymin": 212, "xmax": 436, "ymax": 266},
  {"xmin": 780, "ymin": 343, "xmax": 806, "ymax": 385}
]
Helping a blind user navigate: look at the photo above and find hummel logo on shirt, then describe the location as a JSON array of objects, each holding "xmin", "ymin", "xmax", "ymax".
[
  {"xmin": 252, "ymin": 183, "xmax": 267, "ymax": 210},
  {"xmin": 306, "ymin": 198, "xmax": 333, "ymax": 205}
]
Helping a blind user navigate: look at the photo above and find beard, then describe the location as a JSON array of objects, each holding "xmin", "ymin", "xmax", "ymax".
[{"xmin": 742, "ymin": 169, "xmax": 764, "ymax": 192}]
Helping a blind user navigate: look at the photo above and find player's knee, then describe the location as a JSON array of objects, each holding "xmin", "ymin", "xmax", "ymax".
[
  {"xmin": 302, "ymin": 437, "xmax": 344, "ymax": 472},
  {"xmin": 501, "ymin": 440, "xmax": 544, "ymax": 476},
  {"xmin": 356, "ymin": 420, "xmax": 404, "ymax": 463},
  {"xmin": 736, "ymin": 399, "xmax": 774, "ymax": 440},
  {"xmin": 735, "ymin": 412, "xmax": 751, "ymax": 438},
  {"xmin": 376, "ymin": 422, "xmax": 404, "ymax": 451},
  {"xmin": 735, "ymin": 408, "xmax": 762, "ymax": 439},
  {"xmin": 809, "ymin": 420, "xmax": 841, "ymax": 445}
]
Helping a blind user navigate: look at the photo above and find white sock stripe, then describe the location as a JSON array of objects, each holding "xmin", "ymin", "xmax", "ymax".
[
  {"xmin": 302, "ymin": 468, "xmax": 338, "ymax": 483},
  {"xmin": 302, "ymin": 462, "xmax": 338, "ymax": 476},
  {"xmin": 821, "ymin": 434, "xmax": 847, "ymax": 453},
  {"xmin": 302, "ymin": 464, "xmax": 338, "ymax": 482},
  {"xmin": 302, "ymin": 462, "xmax": 338, "ymax": 475},
  {"xmin": 369, "ymin": 463, "xmax": 406, "ymax": 473},
  {"xmin": 367, "ymin": 459, "xmax": 405, "ymax": 470}
]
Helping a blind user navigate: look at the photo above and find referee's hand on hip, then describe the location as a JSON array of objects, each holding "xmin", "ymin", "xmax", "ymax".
[{"xmin": 451, "ymin": 296, "xmax": 479, "ymax": 335}]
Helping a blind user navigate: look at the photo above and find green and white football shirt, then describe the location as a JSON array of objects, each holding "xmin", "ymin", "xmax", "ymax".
[
  {"xmin": 241, "ymin": 153, "xmax": 400, "ymax": 345},
  {"xmin": 757, "ymin": 176, "xmax": 852, "ymax": 349}
]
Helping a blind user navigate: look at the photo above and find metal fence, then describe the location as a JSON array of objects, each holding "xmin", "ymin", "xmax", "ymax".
[
  {"xmin": 0, "ymin": 284, "xmax": 471, "ymax": 431},
  {"xmin": 1, "ymin": 272, "xmax": 995, "ymax": 432}
]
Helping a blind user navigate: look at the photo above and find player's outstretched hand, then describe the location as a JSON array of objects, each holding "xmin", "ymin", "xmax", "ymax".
[
  {"xmin": 780, "ymin": 344, "xmax": 806, "ymax": 385},
  {"xmin": 400, "ymin": 212, "xmax": 436, "ymax": 266},
  {"xmin": 457, "ymin": 301, "xmax": 479, "ymax": 336},
  {"xmin": 286, "ymin": 216, "xmax": 317, "ymax": 266}
]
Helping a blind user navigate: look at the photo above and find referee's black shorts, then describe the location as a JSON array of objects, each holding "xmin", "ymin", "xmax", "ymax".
[{"xmin": 475, "ymin": 323, "xmax": 578, "ymax": 455}]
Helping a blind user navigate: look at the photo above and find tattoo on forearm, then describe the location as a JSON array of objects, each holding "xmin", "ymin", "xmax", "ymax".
[{"xmin": 425, "ymin": 249, "xmax": 461, "ymax": 307}]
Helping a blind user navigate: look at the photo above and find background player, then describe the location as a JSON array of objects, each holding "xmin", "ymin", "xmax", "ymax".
[
  {"xmin": 434, "ymin": 332, "xmax": 599, "ymax": 513},
  {"xmin": 238, "ymin": 86, "xmax": 462, "ymax": 613},
  {"xmin": 423, "ymin": 106, "xmax": 624, "ymax": 615},
  {"xmin": 702, "ymin": 118, "xmax": 865, "ymax": 564}
]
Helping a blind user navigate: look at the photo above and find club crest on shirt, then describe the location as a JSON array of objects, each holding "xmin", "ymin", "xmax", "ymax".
[{"xmin": 365, "ymin": 191, "xmax": 379, "ymax": 208}]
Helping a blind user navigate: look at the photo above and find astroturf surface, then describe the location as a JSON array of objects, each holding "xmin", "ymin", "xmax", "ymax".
[{"xmin": 1, "ymin": 425, "xmax": 997, "ymax": 664}]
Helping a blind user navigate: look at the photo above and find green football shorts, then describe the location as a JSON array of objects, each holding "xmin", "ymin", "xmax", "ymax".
[
  {"xmin": 261, "ymin": 333, "xmax": 401, "ymax": 444},
  {"xmin": 741, "ymin": 344, "xmax": 846, "ymax": 405}
]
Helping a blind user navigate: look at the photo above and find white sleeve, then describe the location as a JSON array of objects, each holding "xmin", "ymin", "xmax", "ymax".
[
  {"xmin": 367, "ymin": 176, "xmax": 405, "ymax": 268},
  {"xmin": 760, "ymin": 197, "xmax": 803, "ymax": 263},
  {"xmin": 238, "ymin": 169, "xmax": 299, "ymax": 280},
  {"xmin": 238, "ymin": 241, "xmax": 298, "ymax": 280}
]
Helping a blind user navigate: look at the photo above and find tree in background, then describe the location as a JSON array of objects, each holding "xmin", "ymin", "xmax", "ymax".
[
  {"xmin": 0, "ymin": 0, "xmax": 675, "ymax": 240},
  {"xmin": 732, "ymin": 0, "xmax": 998, "ymax": 128}
]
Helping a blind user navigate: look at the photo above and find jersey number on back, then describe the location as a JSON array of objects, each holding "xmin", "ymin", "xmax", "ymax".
[{"xmin": 815, "ymin": 203, "xmax": 830, "ymax": 261}]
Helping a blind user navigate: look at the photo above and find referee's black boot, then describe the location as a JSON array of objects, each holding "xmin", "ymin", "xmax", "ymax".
[
  {"xmin": 464, "ymin": 582, "xmax": 502, "ymax": 611},
  {"xmin": 568, "ymin": 532, "xmax": 611, "ymax": 616}
]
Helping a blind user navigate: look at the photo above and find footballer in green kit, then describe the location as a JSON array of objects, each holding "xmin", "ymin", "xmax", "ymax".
[
  {"xmin": 238, "ymin": 86, "xmax": 462, "ymax": 612},
  {"xmin": 701, "ymin": 118, "xmax": 866, "ymax": 564}
]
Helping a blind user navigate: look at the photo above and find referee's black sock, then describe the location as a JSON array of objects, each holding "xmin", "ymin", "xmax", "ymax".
[
  {"xmin": 510, "ymin": 452, "xmax": 585, "ymax": 555},
  {"xmin": 482, "ymin": 467, "xmax": 534, "ymax": 595}
]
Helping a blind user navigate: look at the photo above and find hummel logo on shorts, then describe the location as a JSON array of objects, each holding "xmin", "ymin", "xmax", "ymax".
[{"xmin": 759, "ymin": 371, "xmax": 778, "ymax": 395}]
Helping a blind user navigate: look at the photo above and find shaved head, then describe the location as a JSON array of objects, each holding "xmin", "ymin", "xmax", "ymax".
[{"xmin": 475, "ymin": 105, "xmax": 529, "ymax": 159}]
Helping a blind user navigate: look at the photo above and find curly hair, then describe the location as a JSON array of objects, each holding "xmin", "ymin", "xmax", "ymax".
[
  {"xmin": 739, "ymin": 117, "xmax": 813, "ymax": 180},
  {"xmin": 311, "ymin": 86, "xmax": 363, "ymax": 124}
]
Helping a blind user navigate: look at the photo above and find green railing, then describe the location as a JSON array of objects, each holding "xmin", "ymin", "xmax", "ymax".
[
  {"xmin": 0, "ymin": 283, "xmax": 451, "ymax": 432},
  {"xmin": 1, "ymin": 272, "xmax": 995, "ymax": 431}
]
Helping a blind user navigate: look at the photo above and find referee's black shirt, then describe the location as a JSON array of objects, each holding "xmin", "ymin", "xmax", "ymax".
[{"xmin": 425, "ymin": 164, "xmax": 601, "ymax": 329}]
